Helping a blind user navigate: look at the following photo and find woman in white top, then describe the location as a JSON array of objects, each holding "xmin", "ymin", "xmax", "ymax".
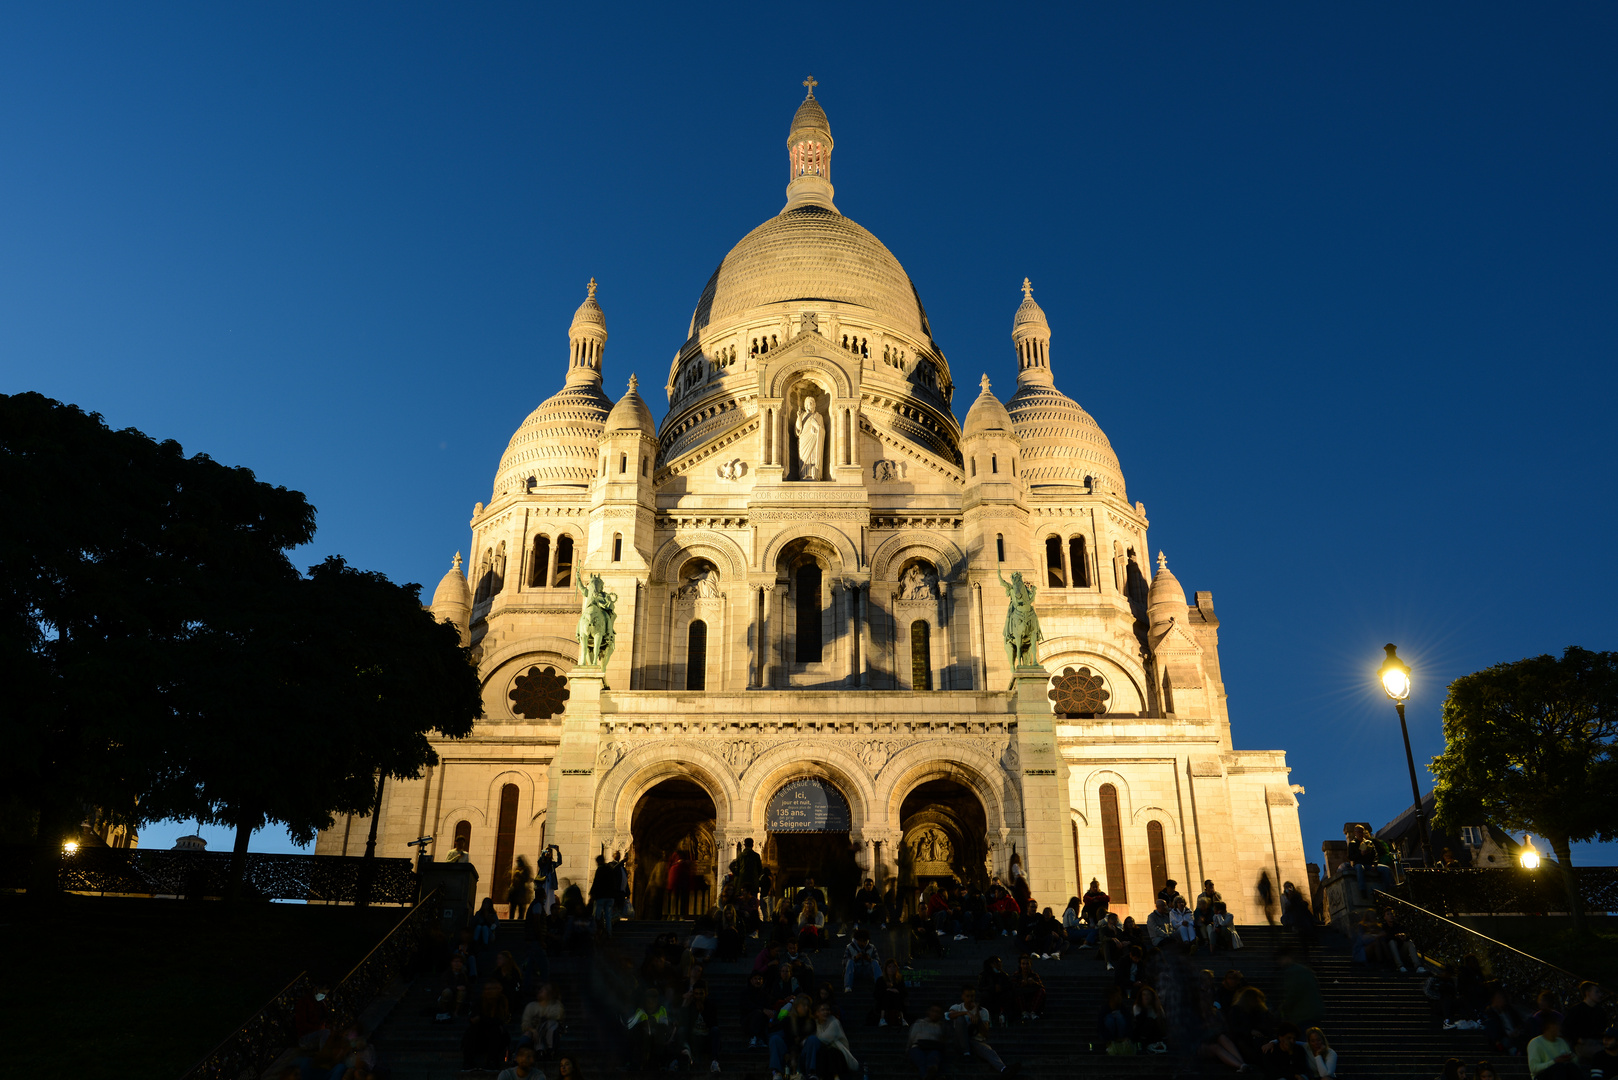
[
  {"xmin": 520, "ymin": 983, "xmax": 565, "ymax": 1052},
  {"xmin": 1170, "ymin": 897, "xmax": 1197, "ymax": 943},
  {"xmin": 1304, "ymin": 1026, "xmax": 1337, "ymax": 1078},
  {"xmin": 797, "ymin": 896, "xmax": 827, "ymax": 950},
  {"xmin": 806, "ymin": 1001, "xmax": 860, "ymax": 1078}
]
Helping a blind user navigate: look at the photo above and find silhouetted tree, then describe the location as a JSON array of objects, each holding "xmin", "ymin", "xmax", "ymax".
[
  {"xmin": 1, "ymin": 392, "xmax": 313, "ymax": 901},
  {"xmin": 1431, "ymin": 646, "xmax": 1618, "ymax": 931}
]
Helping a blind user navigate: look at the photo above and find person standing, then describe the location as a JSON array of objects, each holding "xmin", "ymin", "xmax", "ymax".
[
  {"xmin": 1258, "ymin": 870, "xmax": 1279, "ymax": 927},
  {"xmin": 535, "ymin": 844, "xmax": 562, "ymax": 915},
  {"xmin": 668, "ymin": 849, "xmax": 690, "ymax": 918},
  {"xmin": 738, "ymin": 837, "xmax": 763, "ymax": 897},
  {"xmin": 1563, "ymin": 982, "xmax": 1607, "ymax": 1064}
]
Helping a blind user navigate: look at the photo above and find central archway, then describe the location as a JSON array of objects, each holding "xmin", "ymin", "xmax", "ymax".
[
  {"xmin": 630, "ymin": 777, "xmax": 717, "ymax": 919},
  {"xmin": 899, "ymin": 778, "xmax": 988, "ymax": 890},
  {"xmin": 763, "ymin": 776, "xmax": 859, "ymax": 921}
]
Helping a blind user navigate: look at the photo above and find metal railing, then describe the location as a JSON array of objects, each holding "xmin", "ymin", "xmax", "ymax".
[
  {"xmin": 1400, "ymin": 866, "xmax": 1618, "ymax": 916},
  {"xmin": 0, "ymin": 845, "xmax": 417, "ymax": 904},
  {"xmin": 1375, "ymin": 890, "xmax": 1614, "ymax": 1023},
  {"xmin": 180, "ymin": 888, "xmax": 439, "ymax": 1080}
]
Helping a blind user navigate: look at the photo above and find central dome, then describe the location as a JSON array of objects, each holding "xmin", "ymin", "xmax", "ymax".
[{"xmin": 687, "ymin": 205, "xmax": 932, "ymax": 342}]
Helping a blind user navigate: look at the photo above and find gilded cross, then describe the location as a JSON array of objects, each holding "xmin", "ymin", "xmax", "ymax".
[{"xmin": 803, "ymin": 75, "xmax": 818, "ymax": 97}]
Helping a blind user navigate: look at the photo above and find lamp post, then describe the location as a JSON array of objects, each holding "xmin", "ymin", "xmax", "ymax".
[{"xmin": 1379, "ymin": 643, "xmax": 1434, "ymax": 866}]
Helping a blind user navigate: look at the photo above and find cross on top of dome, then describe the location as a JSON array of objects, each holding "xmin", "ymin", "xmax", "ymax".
[
  {"xmin": 587, "ymin": 277, "xmax": 597, "ymax": 299},
  {"xmin": 980, "ymin": 374, "xmax": 992, "ymax": 393},
  {"xmin": 1158, "ymin": 551, "xmax": 1168, "ymax": 571},
  {"xmin": 1022, "ymin": 277, "xmax": 1033, "ymax": 299},
  {"xmin": 802, "ymin": 74, "xmax": 818, "ymax": 97}
]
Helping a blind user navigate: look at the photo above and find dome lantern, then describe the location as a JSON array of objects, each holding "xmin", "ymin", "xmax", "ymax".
[
  {"xmin": 567, "ymin": 278, "xmax": 608, "ymax": 386},
  {"xmin": 1013, "ymin": 278, "xmax": 1053, "ymax": 387},
  {"xmin": 784, "ymin": 76, "xmax": 837, "ymax": 213}
]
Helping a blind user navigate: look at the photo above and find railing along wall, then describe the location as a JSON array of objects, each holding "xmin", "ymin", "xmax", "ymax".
[
  {"xmin": 180, "ymin": 888, "xmax": 439, "ymax": 1080},
  {"xmin": 1375, "ymin": 890, "xmax": 1616, "ymax": 1025},
  {"xmin": 0, "ymin": 845, "xmax": 417, "ymax": 904},
  {"xmin": 1400, "ymin": 866, "xmax": 1618, "ymax": 916}
]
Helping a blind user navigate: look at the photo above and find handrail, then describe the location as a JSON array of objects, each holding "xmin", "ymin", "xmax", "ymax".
[
  {"xmin": 1374, "ymin": 890, "xmax": 1614, "ymax": 1023},
  {"xmin": 179, "ymin": 888, "xmax": 440, "ymax": 1080}
]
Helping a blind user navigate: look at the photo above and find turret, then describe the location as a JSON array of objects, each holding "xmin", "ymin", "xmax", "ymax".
[
  {"xmin": 1012, "ymin": 278, "xmax": 1053, "ymax": 387},
  {"xmin": 591, "ymin": 375, "xmax": 658, "ymax": 566},
  {"xmin": 567, "ymin": 278, "xmax": 608, "ymax": 385},
  {"xmin": 783, "ymin": 75, "xmax": 837, "ymax": 213},
  {"xmin": 430, "ymin": 551, "xmax": 472, "ymax": 646}
]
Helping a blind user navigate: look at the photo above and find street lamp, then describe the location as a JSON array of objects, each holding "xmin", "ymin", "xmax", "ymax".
[
  {"xmin": 1379, "ymin": 644, "xmax": 1434, "ymax": 866},
  {"xmin": 1519, "ymin": 836, "xmax": 1541, "ymax": 870}
]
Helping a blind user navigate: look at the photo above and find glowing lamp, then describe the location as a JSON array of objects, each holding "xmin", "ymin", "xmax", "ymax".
[
  {"xmin": 1379, "ymin": 643, "xmax": 1411, "ymax": 702},
  {"xmin": 62, "ymin": 841, "xmax": 79, "ymax": 855},
  {"xmin": 1519, "ymin": 836, "xmax": 1541, "ymax": 870}
]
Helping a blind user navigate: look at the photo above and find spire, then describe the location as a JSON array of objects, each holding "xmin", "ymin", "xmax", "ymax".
[
  {"xmin": 1012, "ymin": 277, "xmax": 1053, "ymax": 387},
  {"xmin": 567, "ymin": 278, "xmax": 608, "ymax": 386},
  {"xmin": 451, "ymin": 551, "xmax": 463, "ymax": 573},
  {"xmin": 980, "ymin": 373, "xmax": 992, "ymax": 394},
  {"xmin": 784, "ymin": 77, "xmax": 837, "ymax": 213}
]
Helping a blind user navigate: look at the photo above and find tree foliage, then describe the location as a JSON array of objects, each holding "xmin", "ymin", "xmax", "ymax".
[
  {"xmin": 1431, "ymin": 646, "xmax": 1618, "ymax": 923},
  {"xmin": 0, "ymin": 392, "xmax": 481, "ymax": 898}
]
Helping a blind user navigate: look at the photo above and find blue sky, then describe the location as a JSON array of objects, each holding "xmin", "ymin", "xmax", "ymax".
[{"xmin": 4, "ymin": 5, "xmax": 1615, "ymax": 865}]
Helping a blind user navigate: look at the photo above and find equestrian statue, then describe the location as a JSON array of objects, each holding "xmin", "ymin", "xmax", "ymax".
[
  {"xmin": 997, "ymin": 567, "xmax": 1044, "ymax": 669},
  {"xmin": 575, "ymin": 573, "xmax": 618, "ymax": 668}
]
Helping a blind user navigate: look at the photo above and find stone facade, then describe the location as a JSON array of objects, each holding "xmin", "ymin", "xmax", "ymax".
[{"xmin": 317, "ymin": 83, "xmax": 1307, "ymax": 921}]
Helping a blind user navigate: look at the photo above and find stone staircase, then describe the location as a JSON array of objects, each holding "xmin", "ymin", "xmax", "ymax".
[{"xmin": 369, "ymin": 918, "xmax": 1527, "ymax": 1079}]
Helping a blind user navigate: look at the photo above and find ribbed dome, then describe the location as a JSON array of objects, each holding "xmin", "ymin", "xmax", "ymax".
[
  {"xmin": 1147, "ymin": 551, "xmax": 1187, "ymax": 633},
  {"xmin": 1014, "ymin": 292, "xmax": 1049, "ymax": 331},
  {"xmin": 962, "ymin": 375, "xmax": 1014, "ymax": 439},
  {"xmin": 688, "ymin": 206, "xmax": 931, "ymax": 341},
  {"xmin": 1007, "ymin": 382, "xmax": 1127, "ymax": 498},
  {"xmin": 431, "ymin": 553, "xmax": 471, "ymax": 615},
  {"xmin": 604, "ymin": 375, "xmax": 657, "ymax": 437},
  {"xmin": 493, "ymin": 380, "xmax": 613, "ymax": 495},
  {"xmin": 571, "ymin": 278, "xmax": 606, "ymax": 331},
  {"xmin": 790, "ymin": 94, "xmax": 830, "ymax": 137}
]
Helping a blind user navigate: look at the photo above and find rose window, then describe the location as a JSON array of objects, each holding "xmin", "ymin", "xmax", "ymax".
[
  {"xmin": 1049, "ymin": 666, "xmax": 1110, "ymax": 717},
  {"xmin": 510, "ymin": 666, "xmax": 569, "ymax": 720}
]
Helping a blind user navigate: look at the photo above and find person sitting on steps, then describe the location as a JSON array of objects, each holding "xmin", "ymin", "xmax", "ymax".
[{"xmin": 947, "ymin": 985, "xmax": 1021, "ymax": 1076}]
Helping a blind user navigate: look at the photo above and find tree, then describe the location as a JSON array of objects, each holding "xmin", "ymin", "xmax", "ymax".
[
  {"xmin": 1, "ymin": 392, "xmax": 314, "ymax": 900},
  {"xmin": 1431, "ymin": 646, "xmax": 1618, "ymax": 930},
  {"xmin": 146, "ymin": 556, "xmax": 482, "ymax": 894}
]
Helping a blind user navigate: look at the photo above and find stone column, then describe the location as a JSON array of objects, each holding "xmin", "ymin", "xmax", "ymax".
[
  {"xmin": 1185, "ymin": 755, "xmax": 1242, "ymax": 918},
  {"xmin": 1012, "ymin": 665, "xmax": 1074, "ymax": 904},
  {"xmin": 545, "ymin": 667, "xmax": 607, "ymax": 895},
  {"xmin": 858, "ymin": 584, "xmax": 872, "ymax": 689}
]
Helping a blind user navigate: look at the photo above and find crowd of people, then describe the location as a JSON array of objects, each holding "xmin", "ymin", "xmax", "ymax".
[{"xmin": 294, "ymin": 836, "xmax": 1612, "ymax": 1080}]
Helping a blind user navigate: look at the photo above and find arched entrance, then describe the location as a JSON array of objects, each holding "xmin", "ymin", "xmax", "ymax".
[
  {"xmin": 899, "ymin": 778, "xmax": 988, "ymax": 890},
  {"xmin": 630, "ymin": 777, "xmax": 717, "ymax": 918},
  {"xmin": 763, "ymin": 777, "xmax": 859, "ymax": 920}
]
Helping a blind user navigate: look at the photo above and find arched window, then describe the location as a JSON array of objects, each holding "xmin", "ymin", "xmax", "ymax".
[
  {"xmin": 1068, "ymin": 535, "xmax": 1090, "ymax": 588},
  {"xmin": 995, "ymin": 534, "xmax": 1005, "ymax": 563},
  {"xmin": 452, "ymin": 820, "xmax": 471, "ymax": 856},
  {"xmin": 553, "ymin": 535, "xmax": 574, "ymax": 587},
  {"xmin": 686, "ymin": 620, "xmax": 708, "ymax": 690},
  {"xmin": 612, "ymin": 533, "xmax": 623, "ymax": 562},
  {"xmin": 1099, "ymin": 783, "xmax": 1127, "ymax": 904},
  {"xmin": 619, "ymin": 453, "xmax": 627, "ymax": 474},
  {"xmin": 528, "ymin": 534, "xmax": 550, "ymax": 588},
  {"xmin": 910, "ymin": 620, "xmax": 932, "ymax": 690},
  {"xmin": 794, "ymin": 563, "xmax": 822, "ymax": 663},
  {"xmin": 1045, "ymin": 535, "xmax": 1066, "ymax": 588},
  {"xmin": 1147, "ymin": 820, "xmax": 1169, "ymax": 899},
  {"xmin": 491, "ymin": 783, "xmax": 519, "ymax": 904}
]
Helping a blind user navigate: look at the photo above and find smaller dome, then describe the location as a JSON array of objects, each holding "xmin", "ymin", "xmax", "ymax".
[
  {"xmin": 604, "ymin": 374, "xmax": 657, "ymax": 437},
  {"xmin": 1013, "ymin": 278, "xmax": 1049, "ymax": 332},
  {"xmin": 1147, "ymin": 551, "xmax": 1187, "ymax": 632},
  {"xmin": 431, "ymin": 552, "xmax": 472, "ymax": 618},
  {"xmin": 789, "ymin": 79, "xmax": 830, "ymax": 137},
  {"xmin": 963, "ymin": 374, "xmax": 1015, "ymax": 439},
  {"xmin": 571, "ymin": 278, "xmax": 606, "ymax": 332}
]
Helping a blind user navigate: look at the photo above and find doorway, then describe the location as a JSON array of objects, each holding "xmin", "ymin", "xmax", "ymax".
[{"xmin": 630, "ymin": 777, "xmax": 717, "ymax": 918}]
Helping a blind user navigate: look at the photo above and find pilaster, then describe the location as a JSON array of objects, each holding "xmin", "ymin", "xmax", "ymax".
[
  {"xmin": 546, "ymin": 667, "xmax": 607, "ymax": 891},
  {"xmin": 1012, "ymin": 665, "xmax": 1074, "ymax": 904}
]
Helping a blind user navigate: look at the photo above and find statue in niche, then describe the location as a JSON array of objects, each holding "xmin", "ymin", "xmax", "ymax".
[
  {"xmin": 901, "ymin": 562, "xmax": 936, "ymax": 601},
  {"xmin": 676, "ymin": 563, "xmax": 721, "ymax": 600},
  {"xmin": 575, "ymin": 573, "xmax": 618, "ymax": 667},
  {"xmin": 794, "ymin": 394, "xmax": 825, "ymax": 481}
]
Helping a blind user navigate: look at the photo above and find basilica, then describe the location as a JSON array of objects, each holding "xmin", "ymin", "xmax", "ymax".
[{"xmin": 317, "ymin": 82, "xmax": 1308, "ymax": 921}]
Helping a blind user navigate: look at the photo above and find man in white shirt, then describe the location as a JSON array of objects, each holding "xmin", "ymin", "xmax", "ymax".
[{"xmin": 947, "ymin": 986, "xmax": 1021, "ymax": 1075}]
